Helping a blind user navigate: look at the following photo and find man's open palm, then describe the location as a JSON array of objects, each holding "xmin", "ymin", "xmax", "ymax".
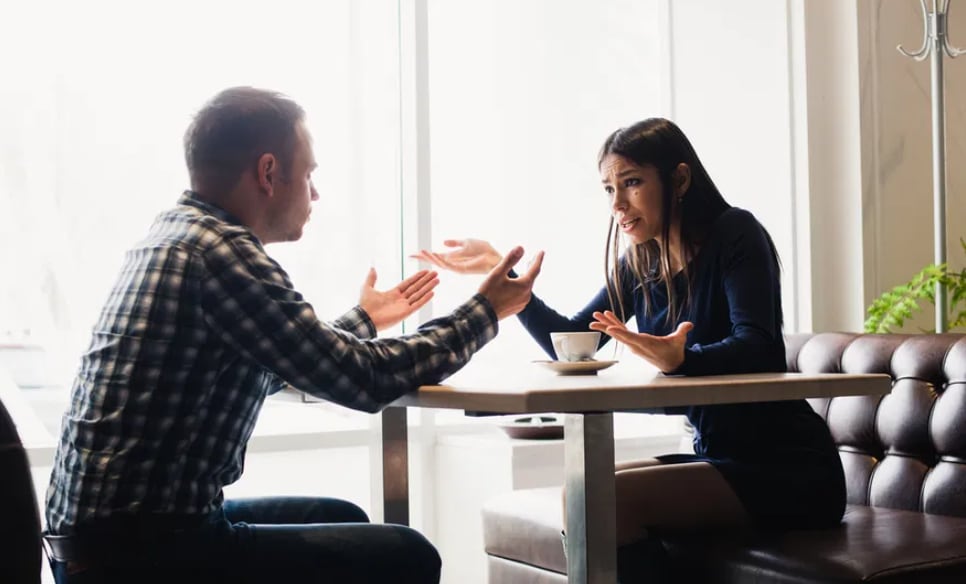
[{"xmin": 359, "ymin": 268, "xmax": 438, "ymax": 331}]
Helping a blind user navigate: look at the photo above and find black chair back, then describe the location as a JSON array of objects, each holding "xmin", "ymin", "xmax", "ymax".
[{"xmin": 0, "ymin": 396, "xmax": 43, "ymax": 584}]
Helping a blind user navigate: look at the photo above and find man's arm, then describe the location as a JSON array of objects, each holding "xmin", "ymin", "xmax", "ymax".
[
  {"xmin": 330, "ymin": 307, "xmax": 377, "ymax": 340},
  {"xmin": 200, "ymin": 233, "xmax": 537, "ymax": 412},
  {"xmin": 330, "ymin": 268, "xmax": 440, "ymax": 339}
]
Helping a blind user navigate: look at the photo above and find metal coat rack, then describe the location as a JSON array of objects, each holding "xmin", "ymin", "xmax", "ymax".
[{"xmin": 897, "ymin": 0, "xmax": 964, "ymax": 333}]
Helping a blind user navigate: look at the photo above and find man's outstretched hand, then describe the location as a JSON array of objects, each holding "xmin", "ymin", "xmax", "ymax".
[
  {"xmin": 478, "ymin": 246, "xmax": 544, "ymax": 320},
  {"xmin": 359, "ymin": 268, "xmax": 439, "ymax": 331}
]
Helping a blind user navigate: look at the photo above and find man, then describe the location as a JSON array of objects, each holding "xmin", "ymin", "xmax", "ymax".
[{"xmin": 44, "ymin": 86, "xmax": 543, "ymax": 584}]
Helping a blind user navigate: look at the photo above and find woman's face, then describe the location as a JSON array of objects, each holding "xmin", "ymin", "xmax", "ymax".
[{"xmin": 600, "ymin": 153, "xmax": 666, "ymax": 245}]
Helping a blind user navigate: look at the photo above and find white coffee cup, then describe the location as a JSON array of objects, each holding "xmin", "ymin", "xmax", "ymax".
[{"xmin": 550, "ymin": 331, "xmax": 601, "ymax": 362}]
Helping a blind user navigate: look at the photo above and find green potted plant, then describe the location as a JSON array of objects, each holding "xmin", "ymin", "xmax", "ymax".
[{"xmin": 864, "ymin": 239, "xmax": 966, "ymax": 333}]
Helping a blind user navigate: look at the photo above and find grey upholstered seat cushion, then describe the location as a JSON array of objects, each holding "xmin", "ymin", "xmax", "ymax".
[{"xmin": 483, "ymin": 487, "xmax": 566, "ymax": 575}]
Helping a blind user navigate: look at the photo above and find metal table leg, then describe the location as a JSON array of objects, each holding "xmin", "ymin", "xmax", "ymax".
[
  {"xmin": 564, "ymin": 413, "xmax": 617, "ymax": 584},
  {"xmin": 382, "ymin": 406, "xmax": 410, "ymax": 525}
]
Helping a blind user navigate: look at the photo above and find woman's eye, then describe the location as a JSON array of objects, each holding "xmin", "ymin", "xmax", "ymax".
[
  {"xmin": 625, "ymin": 178, "xmax": 641, "ymax": 187},
  {"xmin": 603, "ymin": 186, "xmax": 614, "ymax": 195}
]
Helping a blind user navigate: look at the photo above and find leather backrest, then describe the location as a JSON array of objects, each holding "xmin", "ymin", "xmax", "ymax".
[
  {"xmin": 0, "ymin": 397, "xmax": 43, "ymax": 583},
  {"xmin": 786, "ymin": 333, "xmax": 966, "ymax": 517}
]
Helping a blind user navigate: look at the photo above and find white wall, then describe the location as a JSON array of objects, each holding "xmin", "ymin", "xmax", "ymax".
[
  {"xmin": 672, "ymin": 0, "xmax": 966, "ymax": 333},
  {"xmin": 669, "ymin": 0, "xmax": 805, "ymax": 330},
  {"xmin": 858, "ymin": 0, "xmax": 966, "ymax": 332}
]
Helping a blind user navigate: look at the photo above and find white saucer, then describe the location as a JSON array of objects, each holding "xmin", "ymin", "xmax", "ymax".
[{"xmin": 532, "ymin": 359, "xmax": 618, "ymax": 375}]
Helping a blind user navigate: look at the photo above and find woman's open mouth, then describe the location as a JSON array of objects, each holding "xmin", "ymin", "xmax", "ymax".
[{"xmin": 620, "ymin": 218, "xmax": 640, "ymax": 231}]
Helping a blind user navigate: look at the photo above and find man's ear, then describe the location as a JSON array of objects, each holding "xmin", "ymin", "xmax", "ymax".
[
  {"xmin": 257, "ymin": 153, "xmax": 277, "ymax": 195},
  {"xmin": 674, "ymin": 163, "xmax": 692, "ymax": 196}
]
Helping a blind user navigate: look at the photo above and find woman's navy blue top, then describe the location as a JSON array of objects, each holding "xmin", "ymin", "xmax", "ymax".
[{"xmin": 516, "ymin": 208, "xmax": 844, "ymax": 526}]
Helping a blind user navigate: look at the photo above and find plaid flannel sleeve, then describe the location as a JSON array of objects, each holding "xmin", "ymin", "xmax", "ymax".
[
  {"xmin": 331, "ymin": 307, "xmax": 377, "ymax": 339},
  {"xmin": 200, "ymin": 232, "xmax": 498, "ymax": 412}
]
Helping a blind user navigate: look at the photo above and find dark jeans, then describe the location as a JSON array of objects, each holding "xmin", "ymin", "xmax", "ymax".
[{"xmin": 50, "ymin": 496, "xmax": 441, "ymax": 584}]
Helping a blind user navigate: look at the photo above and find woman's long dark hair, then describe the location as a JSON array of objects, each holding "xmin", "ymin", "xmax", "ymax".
[{"xmin": 600, "ymin": 118, "xmax": 730, "ymax": 325}]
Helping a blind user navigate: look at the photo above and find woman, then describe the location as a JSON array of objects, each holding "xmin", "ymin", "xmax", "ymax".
[{"xmin": 413, "ymin": 118, "xmax": 845, "ymax": 580}]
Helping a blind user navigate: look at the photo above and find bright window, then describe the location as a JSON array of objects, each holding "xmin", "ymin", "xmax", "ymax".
[
  {"xmin": 424, "ymin": 0, "xmax": 666, "ymax": 390},
  {"xmin": 0, "ymin": 0, "xmax": 402, "ymax": 435}
]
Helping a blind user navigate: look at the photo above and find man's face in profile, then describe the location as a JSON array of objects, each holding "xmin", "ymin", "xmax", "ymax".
[{"xmin": 267, "ymin": 123, "xmax": 319, "ymax": 243}]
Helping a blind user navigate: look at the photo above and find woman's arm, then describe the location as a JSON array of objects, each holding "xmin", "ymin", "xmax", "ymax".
[
  {"xmin": 675, "ymin": 211, "xmax": 786, "ymax": 375},
  {"xmin": 516, "ymin": 285, "xmax": 614, "ymax": 358},
  {"xmin": 414, "ymin": 238, "xmax": 632, "ymax": 359},
  {"xmin": 518, "ymin": 258, "xmax": 637, "ymax": 358},
  {"xmin": 590, "ymin": 211, "xmax": 785, "ymax": 375}
]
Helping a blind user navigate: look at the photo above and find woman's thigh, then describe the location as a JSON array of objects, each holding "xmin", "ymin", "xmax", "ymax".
[{"xmin": 613, "ymin": 461, "xmax": 749, "ymax": 543}]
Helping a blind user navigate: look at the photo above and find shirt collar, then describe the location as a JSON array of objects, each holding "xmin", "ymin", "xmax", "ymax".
[{"xmin": 178, "ymin": 190, "xmax": 247, "ymax": 228}]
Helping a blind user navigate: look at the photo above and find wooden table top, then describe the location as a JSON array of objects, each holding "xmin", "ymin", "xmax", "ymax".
[{"xmin": 392, "ymin": 359, "xmax": 891, "ymax": 414}]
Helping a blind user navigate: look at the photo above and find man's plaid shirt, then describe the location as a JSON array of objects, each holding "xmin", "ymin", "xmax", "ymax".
[{"xmin": 45, "ymin": 191, "xmax": 498, "ymax": 533}]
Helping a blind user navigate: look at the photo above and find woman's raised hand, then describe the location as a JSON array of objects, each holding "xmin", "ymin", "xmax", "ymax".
[
  {"xmin": 410, "ymin": 239, "xmax": 503, "ymax": 275},
  {"xmin": 590, "ymin": 310, "xmax": 694, "ymax": 373}
]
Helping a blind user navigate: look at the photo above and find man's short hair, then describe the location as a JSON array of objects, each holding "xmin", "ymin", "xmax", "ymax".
[{"xmin": 184, "ymin": 87, "xmax": 306, "ymax": 195}]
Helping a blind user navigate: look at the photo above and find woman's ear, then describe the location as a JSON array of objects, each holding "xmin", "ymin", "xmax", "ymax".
[{"xmin": 674, "ymin": 163, "xmax": 691, "ymax": 197}]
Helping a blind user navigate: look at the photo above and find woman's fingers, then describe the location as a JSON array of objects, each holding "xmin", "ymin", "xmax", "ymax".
[
  {"xmin": 602, "ymin": 311, "xmax": 625, "ymax": 328},
  {"xmin": 516, "ymin": 250, "xmax": 544, "ymax": 283},
  {"xmin": 425, "ymin": 251, "xmax": 450, "ymax": 270},
  {"xmin": 607, "ymin": 332, "xmax": 649, "ymax": 360},
  {"xmin": 409, "ymin": 250, "xmax": 430, "ymax": 261},
  {"xmin": 605, "ymin": 326, "xmax": 639, "ymax": 345},
  {"xmin": 592, "ymin": 310, "xmax": 625, "ymax": 330}
]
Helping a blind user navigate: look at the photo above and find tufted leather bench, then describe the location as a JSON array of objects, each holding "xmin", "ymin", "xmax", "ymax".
[{"xmin": 481, "ymin": 333, "xmax": 966, "ymax": 583}]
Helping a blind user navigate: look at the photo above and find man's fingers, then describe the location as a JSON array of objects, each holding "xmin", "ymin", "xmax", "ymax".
[
  {"xmin": 493, "ymin": 246, "xmax": 524, "ymax": 273},
  {"xmin": 364, "ymin": 267, "xmax": 377, "ymax": 288},
  {"xmin": 409, "ymin": 290, "xmax": 435, "ymax": 311},
  {"xmin": 675, "ymin": 321, "xmax": 694, "ymax": 336},
  {"xmin": 407, "ymin": 276, "xmax": 439, "ymax": 303},
  {"xmin": 400, "ymin": 269, "xmax": 434, "ymax": 292},
  {"xmin": 443, "ymin": 239, "xmax": 464, "ymax": 248},
  {"xmin": 398, "ymin": 269, "xmax": 426, "ymax": 290}
]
